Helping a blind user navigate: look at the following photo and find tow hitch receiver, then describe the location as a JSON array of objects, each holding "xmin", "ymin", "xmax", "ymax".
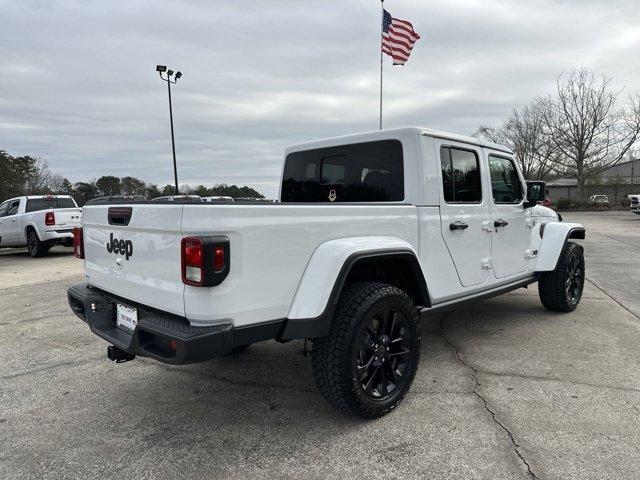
[{"xmin": 107, "ymin": 345, "xmax": 136, "ymax": 363}]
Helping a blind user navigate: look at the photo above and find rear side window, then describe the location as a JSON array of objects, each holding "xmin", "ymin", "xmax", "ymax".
[
  {"xmin": 488, "ymin": 156, "xmax": 523, "ymax": 204},
  {"xmin": 281, "ymin": 140, "xmax": 404, "ymax": 202},
  {"xmin": 0, "ymin": 201, "xmax": 8, "ymax": 217},
  {"xmin": 440, "ymin": 146, "xmax": 482, "ymax": 203},
  {"xmin": 25, "ymin": 198, "xmax": 76, "ymax": 212}
]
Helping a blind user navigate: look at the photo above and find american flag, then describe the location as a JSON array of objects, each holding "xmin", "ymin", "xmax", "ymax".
[{"xmin": 382, "ymin": 9, "xmax": 420, "ymax": 65}]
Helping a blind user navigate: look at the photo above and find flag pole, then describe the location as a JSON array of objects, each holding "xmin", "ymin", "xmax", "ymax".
[{"xmin": 379, "ymin": 0, "xmax": 384, "ymax": 130}]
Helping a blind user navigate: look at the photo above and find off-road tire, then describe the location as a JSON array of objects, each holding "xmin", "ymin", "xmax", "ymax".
[
  {"xmin": 27, "ymin": 230, "xmax": 49, "ymax": 258},
  {"xmin": 538, "ymin": 241, "xmax": 584, "ymax": 312},
  {"xmin": 312, "ymin": 282, "xmax": 421, "ymax": 419}
]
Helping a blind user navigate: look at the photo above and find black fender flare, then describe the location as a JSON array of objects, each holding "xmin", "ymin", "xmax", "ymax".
[{"xmin": 279, "ymin": 249, "xmax": 429, "ymax": 340}]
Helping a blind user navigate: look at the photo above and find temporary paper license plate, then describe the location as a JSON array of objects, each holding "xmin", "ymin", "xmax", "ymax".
[{"xmin": 116, "ymin": 303, "xmax": 138, "ymax": 332}]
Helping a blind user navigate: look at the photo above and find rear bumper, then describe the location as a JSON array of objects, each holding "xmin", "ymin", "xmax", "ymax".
[
  {"xmin": 67, "ymin": 283, "xmax": 284, "ymax": 364},
  {"xmin": 44, "ymin": 229, "xmax": 74, "ymax": 242}
]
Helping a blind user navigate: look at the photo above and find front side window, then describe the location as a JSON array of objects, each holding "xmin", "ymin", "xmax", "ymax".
[
  {"xmin": 489, "ymin": 156, "xmax": 523, "ymax": 204},
  {"xmin": 6, "ymin": 200, "xmax": 20, "ymax": 216},
  {"xmin": 440, "ymin": 146, "xmax": 482, "ymax": 203},
  {"xmin": 281, "ymin": 140, "xmax": 404, "ymax": 202}
]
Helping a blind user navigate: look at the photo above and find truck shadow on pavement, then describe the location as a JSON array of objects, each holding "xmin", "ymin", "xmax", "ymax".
[
  {"xmin": 115, "ymin": 292, "xmax": 558, "ymax": 420},
  {"xmin": 125, "ymin": 291, "xmax": 574, "ymax": 419}
]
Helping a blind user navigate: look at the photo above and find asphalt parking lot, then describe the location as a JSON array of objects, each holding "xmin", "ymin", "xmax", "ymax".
[{"xmin": 1, "ymin": 211, "xmax": 639, "ymax": 479}]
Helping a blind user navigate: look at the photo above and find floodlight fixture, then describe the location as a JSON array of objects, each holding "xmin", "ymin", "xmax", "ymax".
[{"xmin": 156, "ymin": 65, "xmax": 167, "ymax": 72}]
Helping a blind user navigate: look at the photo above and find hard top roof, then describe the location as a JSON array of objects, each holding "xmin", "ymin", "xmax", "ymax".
[{"xmin": 285, "ymin": 126, "xmax": 512, "ymax": 155}]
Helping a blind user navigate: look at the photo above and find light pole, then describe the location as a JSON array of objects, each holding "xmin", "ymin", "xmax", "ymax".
[{"xmin": 156, "ymin": 65, "xmax": 182, "ymax": 194}]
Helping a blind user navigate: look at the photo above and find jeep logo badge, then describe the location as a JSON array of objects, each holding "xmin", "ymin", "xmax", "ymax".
[
  {"xmin": 328, "ymin": 189, "xmax": 337, "ymax": 202},
  {"xmin": 106, "ymin": 233, "xmax": 133, "ymax": 260}
]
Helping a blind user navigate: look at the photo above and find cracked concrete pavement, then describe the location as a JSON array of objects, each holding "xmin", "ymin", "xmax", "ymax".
[
  {"xmin": 1, "ymin": 212, "xmax": 639, "ymax": 479},
  {"xmin": 439, "ymin": 314, "xmax": 539, "ymax": 479}
]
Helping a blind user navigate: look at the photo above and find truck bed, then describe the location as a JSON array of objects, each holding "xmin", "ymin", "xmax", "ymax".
[{"xmin": 82, "ymin": 203, "xmax": 420, "ymax": 326}]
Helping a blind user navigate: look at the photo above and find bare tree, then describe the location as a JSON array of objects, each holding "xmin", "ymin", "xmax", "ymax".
[
  {"xmin": 475, "ymin": 125, "xmax": 503, "ymax": 144},
  {"xmin": 23, "ymin": 158, "xmax": 54, "ymax": 194},
  {"xmin": 475, "ymin": 102, "xmax": 557, "ymax": 180},
  {"xmin": 506, "ymin": 104, "xmax": 557, "ymax": 179},
  {"xmin": 47, "ymin": 172, "xmax": 66, "ymax": 193},
  {"xmin": 538, "ymin": 67, "xmax": 640, "ymax": 199}
]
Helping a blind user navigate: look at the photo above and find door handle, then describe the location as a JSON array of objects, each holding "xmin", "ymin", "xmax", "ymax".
[
  {"xmin": 494, "ymin": 219, "xmax": 509, "ymax": 228},
  {"xmin": 449, "ymin": 221, "xmax": 469, "ymax": 231}
]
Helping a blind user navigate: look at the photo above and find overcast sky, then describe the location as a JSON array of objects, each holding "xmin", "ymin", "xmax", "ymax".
[{"xmin": 1, "ymin": 0, "xmax": 639, "ymax": 198}]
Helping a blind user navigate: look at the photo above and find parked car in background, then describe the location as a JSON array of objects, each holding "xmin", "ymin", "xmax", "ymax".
[
  {"xmin": 202, "ymin": 196, "xmax": 235, "ymax": 203},
  {"xmin": 589, "ymin": 194, "xmax": 610, "ymax": 206},
  {"xmin": 629, "ymin": 194, "xmax": 640, "ymax": 214},
  {"xmin": 150, "ymin": 195, "xmax": 202, "ymax": 203},
  {"xmin": 235, "ymin": 197, "xmax": 273, "ymax": 203},
  {"xmin": 85, "ymin": 195, "xmax": 146, "ymax": 205},
  {"xmin": 0, "ymin": 195, "xmax": 82, "ymax": 257}
]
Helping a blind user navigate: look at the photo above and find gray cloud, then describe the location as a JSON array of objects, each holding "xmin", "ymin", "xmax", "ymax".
[{"xmin": 1, "ymin": 0, "xmax": 639, "ymax": 198}]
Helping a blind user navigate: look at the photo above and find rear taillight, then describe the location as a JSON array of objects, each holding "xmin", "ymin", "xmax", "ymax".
[
  {"xmin": 181, "ymin": 236, "xmax": 230, "ymax": 287},
  {"xmin": 214, "ymin": 246, "xmax": 225, "ymax": 272},
  {"xmin": 182, "ymin": 238, "xmax": 204, "ymax": 286},
  {"xmin": 73, "ymin": 227, "xmax": 84, "ymax": 259},
  {"xmin": 45, "ymin": 211, "xmax": 55, "ymax": 226}
]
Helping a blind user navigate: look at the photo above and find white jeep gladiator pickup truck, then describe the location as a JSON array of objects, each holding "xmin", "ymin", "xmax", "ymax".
[
  {"xmin": 0, "ymin": 195, "xmax": 82, "ymax": 257},
  {"xmin": 67, "ymin": 127, "xmax": 585, "ymax": 418}
]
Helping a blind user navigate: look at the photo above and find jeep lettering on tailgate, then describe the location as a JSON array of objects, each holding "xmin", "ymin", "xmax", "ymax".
[{"xmin": 106, "ymin": 233, "xmax": 133, "ymax": 260}]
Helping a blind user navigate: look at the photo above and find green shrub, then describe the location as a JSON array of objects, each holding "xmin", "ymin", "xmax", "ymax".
[{"xmin": 621, "ymin": 197, "xmax": 631, "ymax": 208}]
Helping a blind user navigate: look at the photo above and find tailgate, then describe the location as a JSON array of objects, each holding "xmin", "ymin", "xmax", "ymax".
[
  {"xmin": 52, "ymin": 208, "xmax": 82, "ymax": 229},
  {"xmin": 82, "ymin": 204, "xmax": 185, "ymax": 317}
]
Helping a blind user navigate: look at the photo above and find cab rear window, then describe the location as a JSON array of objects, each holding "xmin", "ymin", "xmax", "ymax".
[
  {"xmin": 281, "ymin": 140, "xmax": 404, "ymax": 202},
  {"xmin": 25, "ymin": 198, "xmax": 76, "ymax": 212}
]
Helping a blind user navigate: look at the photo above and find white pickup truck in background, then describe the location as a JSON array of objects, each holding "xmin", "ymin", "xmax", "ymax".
[
  {"xmin": 0, "ymin": 195, "xmax": 82, "ymax": 257},
  {"xmin": 67, "ymin": 127, "xmax": 585, "ymax": 418}
]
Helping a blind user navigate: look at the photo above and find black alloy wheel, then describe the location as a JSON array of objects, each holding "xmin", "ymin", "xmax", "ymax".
[
  {"xmin": 356, "ymin": 306, "xmax": 413, "ymax": 400},
  {"xmin": 26, "ymin": 230, "xmax": 49, "ymax": 257},
  {"xmin": 565, "ymin": 252, "xmax": 584, "ymax": 306},
  {"xmin": 538, "ymin": 241, "xmax": 584, "ymax": 312},
  {"xmin": 27, "ymin": 233, "xmax": 38, "ymax": 256}
]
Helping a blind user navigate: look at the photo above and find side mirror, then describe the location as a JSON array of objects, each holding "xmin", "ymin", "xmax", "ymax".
[{"xmin": 524, "ymin": 181, "xmax": 545, "ymax": 208}]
